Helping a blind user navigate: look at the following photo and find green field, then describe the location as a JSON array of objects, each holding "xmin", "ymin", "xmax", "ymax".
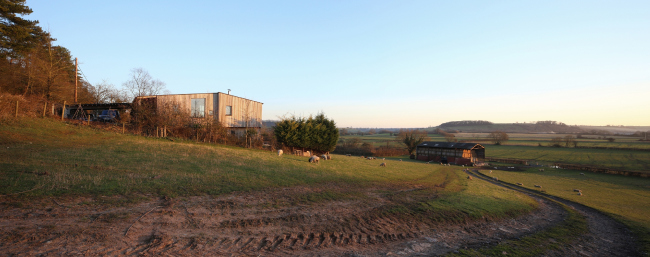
[
  {"xmin": 478, "ymin": 167, "xmax": 650, "ymax": 253},
  {"xmin": 486, "ymin": 145, "xmax": 650, "ymax": 172},
  {"xmin": 2, "ymin": 118, "xmax": 645, "ymax": 254},
  {"xmin": 0, "ymin": 118, "xmax": 536, "ymax": 223}
]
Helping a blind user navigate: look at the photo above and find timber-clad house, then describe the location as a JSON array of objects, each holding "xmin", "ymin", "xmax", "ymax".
[
  {"xmin": 133, "ymin": 92, "xmax": 263, "ymax": 136},
  {"xmin": 416, "ymin": 142, "xmax": 485, "ymax": 165}
]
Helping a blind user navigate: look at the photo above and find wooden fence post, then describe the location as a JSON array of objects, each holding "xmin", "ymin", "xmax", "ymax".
[
  {"xmin": 61, "ymin": 101, "xmax": 66, "ymax": 120},
  {"xmin": 15, "ymin": 101, "xmax": 18, "ymax": 118},
  {"xmin": 122, "ymin": 123, "xmax": 125, "ymax": 134},
  {"xmin": 43, "ymin": 102, "xmax": 47, "ymax": 117}
]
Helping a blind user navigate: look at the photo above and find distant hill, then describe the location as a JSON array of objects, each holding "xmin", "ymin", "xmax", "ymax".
[{"xmin": 437, "ymin": 120, "xmax": 583, "ymax": 134}]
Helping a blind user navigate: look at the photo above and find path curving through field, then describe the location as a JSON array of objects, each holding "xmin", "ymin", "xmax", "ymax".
[{"xmin": 466, "ymin": 169, "xmax": 641, "ymax": 257}]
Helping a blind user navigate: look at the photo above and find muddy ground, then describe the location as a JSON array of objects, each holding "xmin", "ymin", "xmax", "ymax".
[{"xmin": 0, "ymin": 184, "xmax": 572, "ymax": 257}]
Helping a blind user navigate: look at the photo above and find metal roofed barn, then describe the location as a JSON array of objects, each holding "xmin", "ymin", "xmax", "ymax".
[{"xmin": 416, "ymin": 142, "xmax": 485, "ymax": 165}]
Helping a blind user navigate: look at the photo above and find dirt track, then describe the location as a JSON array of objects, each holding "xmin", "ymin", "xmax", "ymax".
[
  {"xmin": 0, "ymin": 177, "xmax": 641, "ymax": 256},
  {"xmin": 466, "ymin": 169, "xmax": 641, "ymax": 257}
]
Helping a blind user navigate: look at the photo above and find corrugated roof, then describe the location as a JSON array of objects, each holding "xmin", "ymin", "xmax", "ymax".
[{"xmin": 417, "ymin": 142, "xmax": 484, "ymax": 150}]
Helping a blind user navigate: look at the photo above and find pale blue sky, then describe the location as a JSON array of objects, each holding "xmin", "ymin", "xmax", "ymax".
[{"xmin": 28, "ymin": 1, "xmax": 650, "ymax": 127}]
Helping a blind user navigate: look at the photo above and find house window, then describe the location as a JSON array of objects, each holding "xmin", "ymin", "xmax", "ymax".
[
  {"xmin": 191, "ymin": 98, "xmax": 205, "ymax": 117},
  {"xmin": 226, "ymin": 105, "xmax": 232, "ymax": 116}
]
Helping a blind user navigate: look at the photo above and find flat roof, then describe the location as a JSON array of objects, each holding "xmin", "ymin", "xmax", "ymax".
[{"xmin": 137, "ymin": 92, "xmax": 263, "ymax": 104}]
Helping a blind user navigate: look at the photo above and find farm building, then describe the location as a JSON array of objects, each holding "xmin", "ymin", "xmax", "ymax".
[
  {"xmin": 416, "ymin": 142, "xmax": 485, "ymax": 165},
  {"xmin": 133, "ymin": 92, "xmax": 263, "ymax": 136}
]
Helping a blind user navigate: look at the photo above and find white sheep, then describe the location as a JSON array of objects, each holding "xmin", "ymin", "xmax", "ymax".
[
  {"xmin": 534, "ymin": 185, "xmax": 542, "ymax": 188},
  {"xmin": 309, "ymin": 155, "xmax": 320, "ymax": 163},
  {"xmin": 277, "ymin": 149, "xmax": 283, "ymax": 156},
  {"xmin": 380, "ymin": 162, "xmax": 387, "ymax": 167},
  {"xmin": 321, "ymin": 154, "xmax": 328, "ymax": 160},
  {"xmin": 580, "ymin": 173, "xmax": 585, "ymax": 176},
  {"xmin": 516, "ymin": 183, "xmax": 523, "ymax": 186},
  {"xmin": 489, "ymin": 170, "xmax": 492, "ymax": 174},
  {"xmin": 399, "ymin": 159, "xmax": 402, "ymax": 161}
]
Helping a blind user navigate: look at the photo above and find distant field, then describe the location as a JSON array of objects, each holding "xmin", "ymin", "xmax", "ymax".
[
  {"xmin": 339, "ymin": 133, "xmax": 650, "ymax": 172},
  {"xmin": 485, "ymin": 145, "xmax": 650, "ymax": 172}
]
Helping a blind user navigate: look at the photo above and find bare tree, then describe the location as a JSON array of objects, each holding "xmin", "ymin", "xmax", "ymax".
[
  {"xmin": 563, "ymin": 135, "xmax": 576, "ymax": 147},
  {"xmin": 123, "ymin": 68, "xmax": 168, "ymax": 99},
  {"xmin": 488, "ymin": 131, "xmax": 509, "ymax": 145},
  {"xmin": 88, "ymin": 80, "xmax": 128, "ymax": 103},
  {"xmin": 398, "ymin": 129, "xmax": 429, "ymax": 155}
]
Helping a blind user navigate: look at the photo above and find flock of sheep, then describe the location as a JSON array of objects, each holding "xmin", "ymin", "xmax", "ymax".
[
  {"xmin": 277, "ymin": 150, "xmax": 392, "ymax": 167},
  {"xmin": 278, "ymin": 150, "xmax": 588, "ymax": 196}
]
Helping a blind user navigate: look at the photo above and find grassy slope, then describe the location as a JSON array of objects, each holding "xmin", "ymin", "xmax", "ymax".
[
  {"xmin": 0, "ymin": 118, "xmax": 536, "ymax": 223},
  {"xmin": 479, "ymin": 168, "xmax": 650, "ymax": 253}
]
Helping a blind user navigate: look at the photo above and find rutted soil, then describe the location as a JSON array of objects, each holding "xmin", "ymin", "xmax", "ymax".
[{"xmin": 0, "ymin": 184, "xmax": 568, "ymax": 256}]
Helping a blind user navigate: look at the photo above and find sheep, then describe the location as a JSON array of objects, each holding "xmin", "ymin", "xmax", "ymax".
[
  {"xmin": 399, "ymin": 159, "xmax": 402, "ymax": 161},
  {"xmin": 321, "ymin": 154, "xmax": 328, "ymax": 161},
  {"xmin": 489, "ymin": 170, "xmax": 492, "ymax": 174},
  {"xmin": 327, "ymin": 155, "xmax": 332, "ymax": 160},
  {"xmin": 346, "ymin": 154, "xmax": 351, "ymax": 157},
  {"xmin": 380, "ymin": 162, "xmax": 387, "ymax": 167},
  {"xmin": 573, "ymin": 189, "xmax": 582, "ymax": 193},
  {"xmin": 539, "ymin": 169, "xmax": 545, "ymax": 172},
  {"xmin": 277, "ymin": 149, "xmax": 283, "ymax": 156},
  {"xmin": 580, "ymin": 173, "xmax": 585, "ymax": 176},
  {"xmin": 516, "ymin": 183, "xmax": 523, "ymax": 186},
  {"xmin": 361, "ymin": 156, "xmax": 365, "ymax": 159},
  {"xmin": 578, "ymin": 192, "xmax": 583, "ymax": 196},
  {"xmin": 534, "ymin": 185, "xmax": 542, "ymax": 188},
  {"xmin": 309, "ymin": 155, "xmax": 320, "ymax": 163},
  {"xmin": 493, "ymin": 177, "xmax": 498, "ymax": 181},
  {"xmin": 467, "ymin": 175, "xmax": 472, "ymax": 180},
  {"xmin": 382, "ymin": 158, "xmax": 385, "ymax": 161}
]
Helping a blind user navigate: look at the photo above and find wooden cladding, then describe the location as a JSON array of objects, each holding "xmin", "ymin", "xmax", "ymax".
[{"xmin": 151, "ymin": 92, "xmax": 263, "ymax": 128}]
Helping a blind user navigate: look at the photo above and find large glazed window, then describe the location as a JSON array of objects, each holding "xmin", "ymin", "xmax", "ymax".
[
  {"xmin": 191, "ymin": 98, "xmax": 205, "ymax": 118},
  {"xmin": 226, "ymin": 105, "xmax": 232, "ymax": 116}
]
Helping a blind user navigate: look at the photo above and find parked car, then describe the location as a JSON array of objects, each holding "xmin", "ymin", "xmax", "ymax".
[{"xmin": 98, "ymin": 110, "xmax": 120, "ymax": 122}]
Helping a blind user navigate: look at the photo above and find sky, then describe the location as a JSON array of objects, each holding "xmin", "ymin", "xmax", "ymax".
[{"xmin": 26, "ymin": 0, "xmax": 650, "ymax": 127}]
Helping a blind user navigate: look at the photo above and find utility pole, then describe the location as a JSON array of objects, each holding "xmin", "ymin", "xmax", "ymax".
[{"xmin": 74, "ymin": 58, "xmax": 78, "ymax": 103}]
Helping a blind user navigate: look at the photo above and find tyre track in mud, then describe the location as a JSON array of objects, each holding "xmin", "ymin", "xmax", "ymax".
[
  {"xmin": 1, "ymin": 177, "xmax": 576, "ymax": 256},
  {"xmin": 466, "ymin": 169, "xmax": 641, "ymax": 257}
]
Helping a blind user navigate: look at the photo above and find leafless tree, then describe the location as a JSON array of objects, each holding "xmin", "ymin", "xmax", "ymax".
[
  {"xmin": 563, "ymin": 135, "xmax": 576, "ymax": 147},
  {"xmin": 398, "ymin": 129, "xmax": 429, "ymax": 155},
  {"xmin": 88, "ymin": 80, "xmax": 128, "ymax": 103},
  {"xmin": 488, "ymin": 131, "xmax": 509, "ymax": 145},
  {"xmin": 123, "ymin": 68, "xmax": 168, "ymax": 99}
]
